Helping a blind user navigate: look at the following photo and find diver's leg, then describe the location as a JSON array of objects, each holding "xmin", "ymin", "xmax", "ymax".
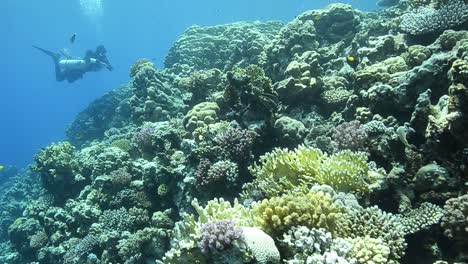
[
  {"xmin": 32, "ymin": 46, "xmax": 65, "ymax": 81},
  {"xmin": 32, "ymin": 45, "xmax": 60, "ymax": 61},
  {"xmin": 55, "ymin": 67, "xmax": 66, "ymax": 82}
]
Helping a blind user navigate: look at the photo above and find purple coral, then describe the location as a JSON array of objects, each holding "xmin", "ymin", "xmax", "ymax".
[
  {"xmin": 196, "ymin": 159, "xmax": 212, "ymax": 187},
  {"xmin": 332, "ymin": 120, "xmax": 368, "ymax": 151},
  {"xmin": 133, "ymin": 127, "xmax": 155, "ymax": 152},
  {"xmin": 196, "ymin": 159, "xmax": 238, "ymax": 187},
  {"xmin": 215, "ymin": 127, "xmax": 255, "ymax": 163},
  {"xmin": 441, "ymin": 194, "xmax": 468, "ymax": 241},
  {"xmin": 198, "ymin": 219, "xmax": 244, "ymax": 254}
]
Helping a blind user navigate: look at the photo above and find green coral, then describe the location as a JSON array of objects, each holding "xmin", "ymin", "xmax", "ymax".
[
  {"xmin": 111, "ymin": 138, "xmax": 132, "ymax": 152},
  {"xmin": 252, "ymin": 189, "xmax": 343, "ymax": 237},
  {"xmin": 183, "ymin": 102, "xmax": 220, "ymax": 132},
  {"xmin": 248, "ymin": 145, "xmax": 384, "ymax": 197}
]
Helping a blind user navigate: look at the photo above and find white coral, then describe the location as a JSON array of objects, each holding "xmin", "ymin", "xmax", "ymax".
[{"xmin": 242, "ymin": 227, "xmax": 280, "ymax": 264}]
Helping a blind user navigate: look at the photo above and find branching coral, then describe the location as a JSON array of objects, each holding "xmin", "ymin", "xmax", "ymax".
[
  {"xmin": 281, "ymin": 226, "xmax": 355, "ymax": 263},
  {"xmin": 248, "ymin": 145, "xmax": 385, "ymax": 198},
  {"xmin": 214, "ymin": 127, "xmax": 255, "ymax": 164},
  {"xmin": 332, "ymin": 120, "xmax": 369, "ymax": 152},
  {"xmin": 162, "ymin": 198, "xmax": 254, "ymax": 263},
  {"xmin": 441, "ymin": 194, "xmax": 468, "ymax": 242},
  {"xmin": 398, "ymin": 202, "xmax": 443, "ymax": 234},
  {"xmin": 198, "ymin": 219, "xmax": 244, "ymax": 254},
  {"xmin": 252, "ymin": 189, "xmax": 343, "ymax": 237},
  {"xmin": 400, "ymin": 0, "xmax": 468, "ymax": 35},
  {"xmin": 342, "ymin": 206, "xmax": 407, "ymax": 262}
]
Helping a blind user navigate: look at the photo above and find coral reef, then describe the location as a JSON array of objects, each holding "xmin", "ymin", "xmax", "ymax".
[
  {"xmin": 248, "ymin": 145, "xmax": 385, "ymax": 197},
  {"xmin": 2, "ymin": 2, "xmax": 468, "ymax": 263}
]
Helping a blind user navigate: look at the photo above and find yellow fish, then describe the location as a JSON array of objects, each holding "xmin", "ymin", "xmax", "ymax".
[
  {"xmin": 347, "ymin": 56, "xmax": 355, "ymax": 62},
  {"xmin": 0, "ymin": 165, "xmax": 4, "ymax": 171}
]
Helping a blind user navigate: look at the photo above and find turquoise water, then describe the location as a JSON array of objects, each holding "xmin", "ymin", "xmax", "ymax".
[{"xmin": 1, "ymin": 0, "xmax": 376, "ymax": 169}]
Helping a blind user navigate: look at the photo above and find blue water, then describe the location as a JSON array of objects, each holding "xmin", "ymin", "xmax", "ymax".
[{"xmin": 1, "ymin": 0, "xmax": 377, "ymax": 169}]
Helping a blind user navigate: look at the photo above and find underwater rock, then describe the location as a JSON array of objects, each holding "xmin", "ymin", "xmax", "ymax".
[
  {"xmin": 262, "ymin": 4, "xmax": 360, "ymax": 81},
  {"xmin": 273, "ymin": 116, "xmax": 306, "ymax": 146},
  {"xmin": 413, "ymin": 163, "xmax": 454, "ymax": 192},
  {"xmin": 66, "ymin": 85, "xmax": 132, "ymax": 147}
]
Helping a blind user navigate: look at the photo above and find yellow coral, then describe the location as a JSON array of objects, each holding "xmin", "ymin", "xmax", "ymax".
[
  {"xmin": 252, "ymin": 189, "xmax": 343, "ymax": 236},
  {"xmin": 248, "ymin": 145, "xmax": 384, "ymax": 197},
  {"xmin": 183, "ymin": 102, "xmax": 220, "ymax": 132},
  {"xmin": 346, "ymin": 236, "xmax": 390, "ymax": 264}
]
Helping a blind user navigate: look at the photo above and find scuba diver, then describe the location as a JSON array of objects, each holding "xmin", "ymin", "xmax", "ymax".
[{"xmin": 33, "ymin": 45, "xmax": 113, "ymax": 83}]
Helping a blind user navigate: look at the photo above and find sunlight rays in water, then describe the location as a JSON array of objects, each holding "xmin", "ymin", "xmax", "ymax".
[{"xmin": 79, "ymin": 0, "xmax": 104, "ymax": 32}]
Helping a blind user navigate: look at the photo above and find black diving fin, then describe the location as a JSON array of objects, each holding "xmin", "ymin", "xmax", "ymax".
[{"xmin": 32, "ymin": 45, "xmax": 61, "ymax": 61}]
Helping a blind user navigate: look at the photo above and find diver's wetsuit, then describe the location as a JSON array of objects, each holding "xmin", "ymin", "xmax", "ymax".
[{"xmin": 33, "ymin": 45, "xmax": 113, "ymax": 83}]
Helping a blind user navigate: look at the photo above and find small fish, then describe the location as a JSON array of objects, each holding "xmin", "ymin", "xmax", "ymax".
[
  {"xmin": 0, "ymin": 165, "xmax": 4, "ymax": 172},
  {"xmin": 346, "ymin": 55, "xmax": 359, "ymax": 68},
  {"xmin": 314, "ymin": 14, "xmax": 321, "ymax": 21},
  {"xmin": 70, "ymin": 33, "xmax": 77, "ymax": 44}
]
